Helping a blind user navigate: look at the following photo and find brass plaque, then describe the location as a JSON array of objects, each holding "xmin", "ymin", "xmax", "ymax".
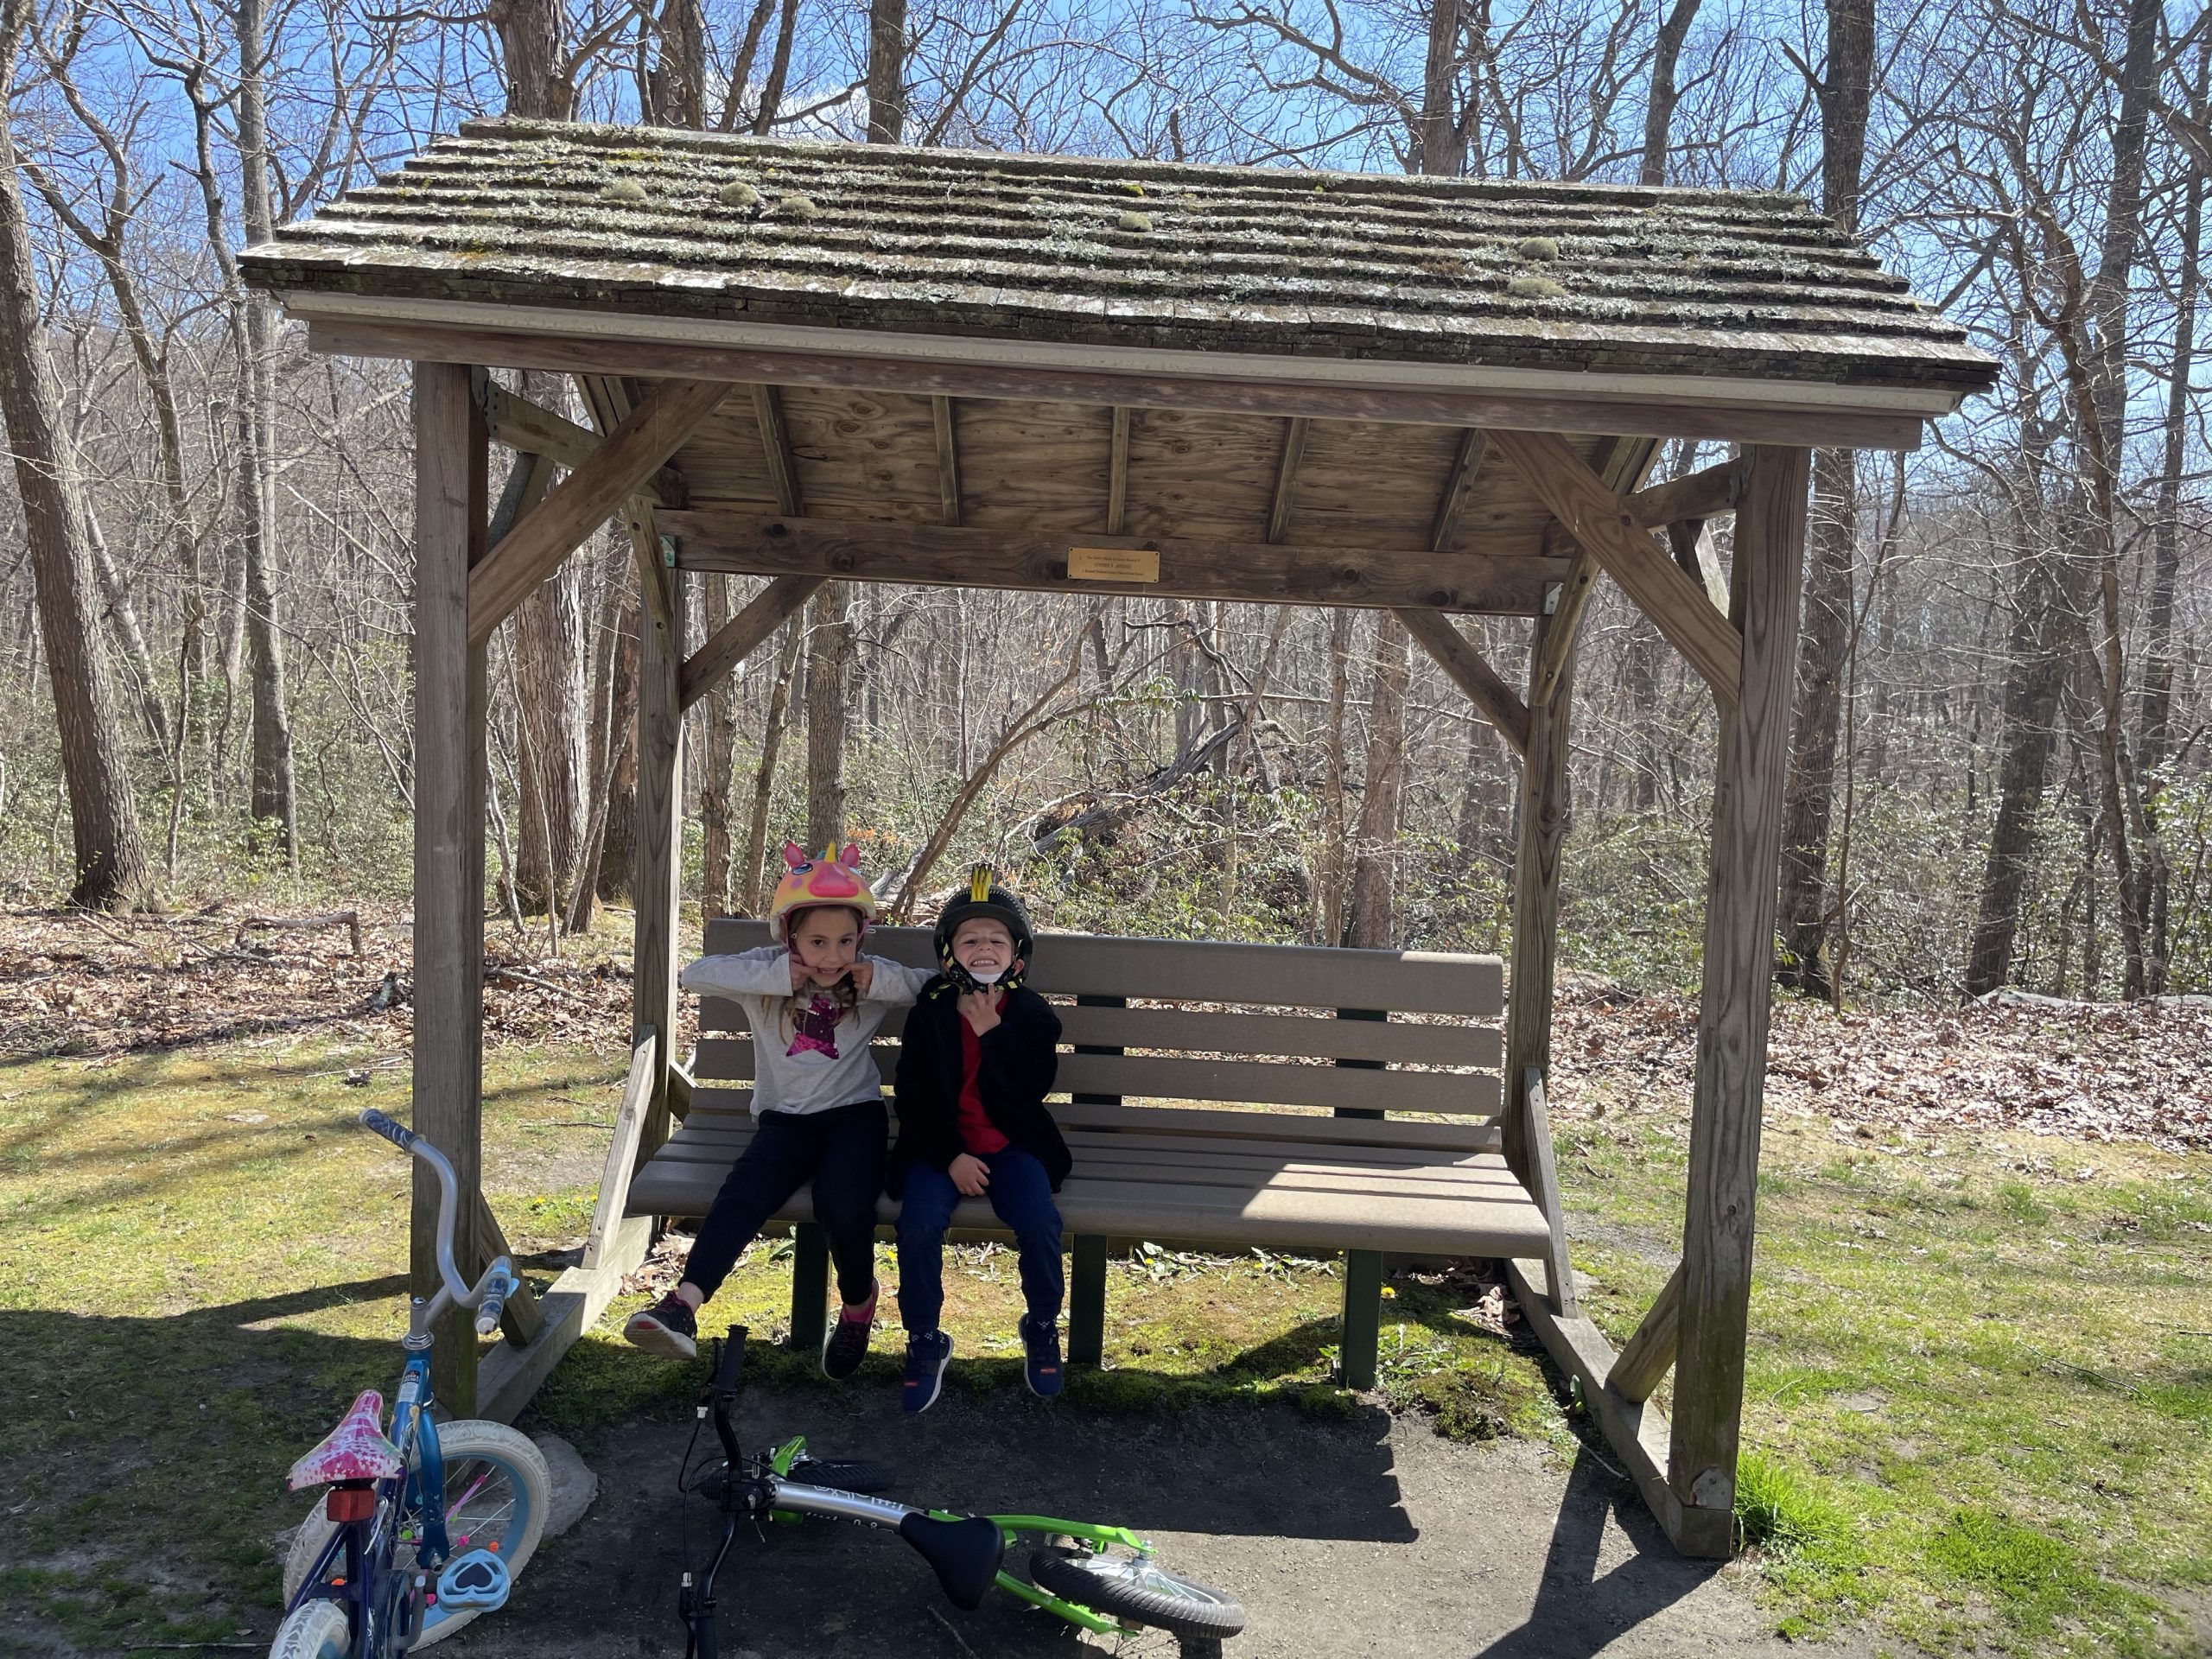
[{"xmin": 1066, "ymin": 546, "xmax": 1160, "ymax": 583}]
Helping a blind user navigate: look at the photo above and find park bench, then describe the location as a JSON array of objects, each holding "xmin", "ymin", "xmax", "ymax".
[{"xmin": 625, "ymin": 919, "xmax": 1573, "ymax": 1389}]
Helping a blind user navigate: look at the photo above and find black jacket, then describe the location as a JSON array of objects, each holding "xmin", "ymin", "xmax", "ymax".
[{"xmin": 888, "ymin": 981, "xmax": 1069, "ymax": 1194}]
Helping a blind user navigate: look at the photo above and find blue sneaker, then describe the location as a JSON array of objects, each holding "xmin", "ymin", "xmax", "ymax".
[
  {"xmin": 1020, "ymin": 1314, "xmax": 1063, "ymax": 1398},
  {"xmin": 902, "ymin": 1330, "xmax": 953, "ymax": 1414}
]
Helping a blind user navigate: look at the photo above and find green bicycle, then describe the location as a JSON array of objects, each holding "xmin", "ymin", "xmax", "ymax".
[{"xmin": 675, "ymin": 1325, "xmax": 1244, "ymax": 1654}]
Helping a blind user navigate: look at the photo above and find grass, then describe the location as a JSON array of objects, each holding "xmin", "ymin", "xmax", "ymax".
[
  {"xmin": 1555, "ymin": 1091, "xmax": 2212, "ymax": 1657},
  {"xmin": 1, "ymin": 1033, "xmax": 2207, "ymax": 1656}
]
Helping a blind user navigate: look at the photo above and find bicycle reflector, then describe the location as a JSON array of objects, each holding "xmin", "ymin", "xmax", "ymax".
[{"xmin": 327, "ymin": 1481, "xmax": 377, "ymax": 1523}]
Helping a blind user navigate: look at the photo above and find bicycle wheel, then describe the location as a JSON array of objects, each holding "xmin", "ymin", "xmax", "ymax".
[
  {"xmin": 1028, "ymin": 1545, "xmax": 1245, "ymax": 1639},
  {"xmin": 267, "ymin": 1599, "xmax": 349, "ymax": 1659},
  {"xmin": 284, "ymin": 1421, "xmax": 550, "ymax": 1648}
]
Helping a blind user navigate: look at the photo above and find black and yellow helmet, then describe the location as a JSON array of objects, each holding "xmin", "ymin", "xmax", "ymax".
[{"xmin": 932, "ymin": 864, "xmax": 1035, "ymax": 977}]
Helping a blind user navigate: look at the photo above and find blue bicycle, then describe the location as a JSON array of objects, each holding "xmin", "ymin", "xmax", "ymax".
[{"xmin": 270, "ymin": 1110, "xmax": 550, "ymax": 1657}]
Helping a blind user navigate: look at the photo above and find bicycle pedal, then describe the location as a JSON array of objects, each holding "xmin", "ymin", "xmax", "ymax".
[{"xmin": 435, "ymin": 1548, "xmax": 511, "ymax": 1612}]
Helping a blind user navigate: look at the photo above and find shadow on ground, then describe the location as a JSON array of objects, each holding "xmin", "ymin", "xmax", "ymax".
[{"xmin": 475, "ymin": 1367, "xmax": 1879, "ymax": 1659}]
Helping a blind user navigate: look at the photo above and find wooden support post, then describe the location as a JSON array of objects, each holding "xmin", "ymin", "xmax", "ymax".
[
  {"xmin": 1340, "ymin": 1249, "xmax": 1383, "ymax": 1390},
  {"xmin": 790, "ymin": 1223, "xmax": 830, "ymax": 1353},
  {"xmin": 412, "ymin": 361, "xmax": 488, "ymax": 1416},
  {"xmin": 1502, "ymin": 608, "xmax": 1573, "ymax": 1191},
  {"xmin": 1669, "ymin": 444, "xmax": 1809, "ymax": 1555},
  {"xmin": 633, "ymin": 537, "xmax": 686, "ymax": 1162},
  {"xmin": 1069, "ymin": 1234, "xmax": 1108, "ymax": 1368}
]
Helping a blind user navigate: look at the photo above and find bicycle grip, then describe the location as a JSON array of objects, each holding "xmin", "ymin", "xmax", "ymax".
[
  {"xmin": 359, "ymin": 1109, "xmax": 416, "ymax": 1152},
  {"xmin": 715, "ymin": 1325, "xmax": 747, "ymax": 1392},
  {"xmin": 474, "ymin": 1265, "xmax": 513, "ymax": 1337}
]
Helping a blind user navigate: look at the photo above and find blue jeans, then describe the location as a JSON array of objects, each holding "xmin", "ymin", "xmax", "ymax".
[{"xmin": 897, "ymin": 1147, "xmax": 1063, "ymax": 1333}]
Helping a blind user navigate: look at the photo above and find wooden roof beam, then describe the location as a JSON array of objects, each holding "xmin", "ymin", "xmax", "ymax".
[
  {"xmin": 1626, "ymin": 454, "xmax": 1751, "ymax": 529},
  {"xmin": 680, "ymin": 573, "xmax": 824, "ymax": 711},
  {"xmin": 932, "ymin": 396, "xmax": 961, "ymax": 526},
  {"xmin": 1105, "ymin": 407, "xmax": 1130, "ymax": 534},
  {"xmin": 661, "ymin": 510, "xmax": 1563, "ymax": 615},
  {"xmin": 467, "ymin": 377, "xmax": 727, "ymax": 647},
  {"xmin": 752, "ymin": 385, "xmax": 803, "ymax": 515},
  {"xmin": 1493, "ymin": 428, "xmax": 1742, "ymax": 709},
  {"xmin": 1395, "ymin": 607, "xmax": 1530, "ymax": 756},
  {"xmin": 1266, "ymin": 417, "xmax": 1307, "ymax": 544},
  {"xmin": 1428, "ymin": 429, "xmax": 1489, "ymax": 552}
]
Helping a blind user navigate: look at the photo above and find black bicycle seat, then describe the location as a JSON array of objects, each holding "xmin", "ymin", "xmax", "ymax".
[{"xmin": 895, "ymin": 1512, "xmax": 1005, "ymax": 1611}]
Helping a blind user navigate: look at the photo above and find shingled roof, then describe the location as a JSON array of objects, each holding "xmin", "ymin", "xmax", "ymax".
[{"xmin": 243, "ymin": 119, "xmax": 1994, "ymax": 413}]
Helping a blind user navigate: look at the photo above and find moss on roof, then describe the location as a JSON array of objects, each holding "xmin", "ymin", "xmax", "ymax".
[{"xmin": 240, "ymin": 118, "xmax": 1996, "ymax": 401}]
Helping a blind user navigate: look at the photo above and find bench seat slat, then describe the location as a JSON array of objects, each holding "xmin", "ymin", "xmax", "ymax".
[
  {"xmin": 692, "ymin": 1038, "xmax": 1498, "ymax": 1116},
  {"xmin": 702, "ymin": 919, "xmax": 1503, "ymax": 1015}
]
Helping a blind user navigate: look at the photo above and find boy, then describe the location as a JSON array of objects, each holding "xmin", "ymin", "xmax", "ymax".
[{"xmin": 889, "ymin": 867, "xmax": 1069, "ymax": 1411}]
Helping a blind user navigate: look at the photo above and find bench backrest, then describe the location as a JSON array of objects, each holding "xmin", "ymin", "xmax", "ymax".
[{"xmin": 693, "ymin": 920, "xmax": 1503, "ymax": 1119}]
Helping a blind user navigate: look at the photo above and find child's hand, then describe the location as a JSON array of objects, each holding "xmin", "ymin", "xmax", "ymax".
[
  {"xmin": 957, "ymin": 988, "xmax": 1002, "ymax": 1035},
  {"xmin": 948, "ymin": 1153, "xmax": 991, "ymax": 1196},
  {"xmin": 849, "ymin": 959, "xmax": 873, "ymax": 995},
  {"xmin": 787, "ymin": 955, "xmax": 810, "ymax": 992}
]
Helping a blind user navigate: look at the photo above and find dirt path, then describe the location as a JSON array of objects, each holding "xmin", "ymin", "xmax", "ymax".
[{"xmin": 471, "ymin": 1382, "xmax": 1878, "ymax": 1659}]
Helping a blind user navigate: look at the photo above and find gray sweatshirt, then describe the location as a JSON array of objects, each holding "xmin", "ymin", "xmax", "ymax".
[{"xmin": 677, "ymin": 945, "xmax": 930, "ymax": 1117}]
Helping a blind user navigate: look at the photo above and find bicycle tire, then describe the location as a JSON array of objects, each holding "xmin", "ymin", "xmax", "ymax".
[
  {"xmin": 1027, "ymin": 1545, "xmax": 1245, "ymax": 1639},
  {"xmin": 267, "ymin": 1599, "xmax": 349, "ymax": 1659},
  {"xmin": 283, "ymin": 1420, "xmax": 550, "ymax": 1648}
]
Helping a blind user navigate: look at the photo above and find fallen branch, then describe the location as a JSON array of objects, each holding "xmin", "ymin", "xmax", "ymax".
[{"xmin": 236, "ymin": 910, "xmax": 363, "ymax": 956}]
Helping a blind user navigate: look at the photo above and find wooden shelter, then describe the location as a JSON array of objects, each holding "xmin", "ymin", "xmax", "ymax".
[{"xmin": 241, "ymin": 118, "xmax": 1994, "ymax": 1559}]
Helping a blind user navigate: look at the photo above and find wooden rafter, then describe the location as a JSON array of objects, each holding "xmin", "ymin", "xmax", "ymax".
[
  {"xmin": 580, "ymin": 374, "xmax": 677, "ymax": 641},
  {"xmin": 1265, "ymin": 416, "xmax": 1307, "ymax": 544},
  {"xmin": 1428, "ymin": 429, "xmax": 1489, "ymax": 552},
  {"xmin": 1395, "ymin": 608, "xmax": 1530, "ymax": 756},
  {"xmin": 663, "ymin": 510, "xmax": 1564, "ymax": 615},
  {"xmin": 1669, "ymin": 519, "xmax": 1730, "ymax": 610},
  {"xmin": 1493, "ymin": 427, "xmax": 1743, "ymax": 709},
  {"xmin": 478, "ymin": 378, "xmax": 601, "ymax": 471},
  {"xmin": 679, "ymin": 574, "xmax": 824, "ymax": 711},
  {"xmin": 932, "ymin": 396, "xmax": 962, "ymax": 526},
  {"xmin": 753, "ymin": 384, "xmax": 802, "ymax": 515},
  {"xmin": 1105, "ymin": 406, "xmax": 1130, "ymax": 534},
  {"xmin": 467, "ymin": 378, "xmax": 724, "ymax": 647}
]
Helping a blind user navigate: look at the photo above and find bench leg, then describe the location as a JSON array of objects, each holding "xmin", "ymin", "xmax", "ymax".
[
  {"xmin": 788, "ymin": 1223, "xmax": 828, "ymax": 1355},
  {"xmin": 1339, "ymin": 1250, "xmax": 1383, "ymax": 1390},
  {"xmin": 1068, "ymin": 1235, "xmax": 1108, "ymax": 1367}
]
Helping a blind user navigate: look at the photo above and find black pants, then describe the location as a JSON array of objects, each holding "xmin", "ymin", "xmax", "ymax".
[{"xmin": 683, "ymin": 1099, "xmax": 887, "ymax": 1305}]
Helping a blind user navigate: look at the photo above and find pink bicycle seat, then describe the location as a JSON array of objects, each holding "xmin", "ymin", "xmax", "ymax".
[{"xmin": 288, "ymin": 1389, "xmax": 403, "ymax": 1489}]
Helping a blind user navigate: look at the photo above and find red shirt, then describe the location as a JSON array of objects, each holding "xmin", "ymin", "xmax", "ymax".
[{"xmin": 956, "ymin": 1014, "xmax": 1011, "ymax": 1155}]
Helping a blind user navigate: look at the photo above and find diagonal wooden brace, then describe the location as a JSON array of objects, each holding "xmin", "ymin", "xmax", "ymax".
[
  {"xmin": 467, "ymin": 378, "xmax": 728, "ymax": 647},
  {"xmin": 679, "ymin": 573, "xmax": 824, "ymax": 711},
  {"xmin": 1609, "ymin": 1259, "xmax": 1685, "ymax": 1403},
  {"xmin": 1492, "ymin": 428, "xmax": 1743, "ymax": 709},
  {"xmin": 1395, "ymin": 607, "xmax": 1531, "ymax": 755}
]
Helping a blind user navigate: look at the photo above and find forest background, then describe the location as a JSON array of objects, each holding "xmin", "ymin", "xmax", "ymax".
[{"xmin": 0, "ymin": 0, "xmax": 2208, "ymax": 1009}]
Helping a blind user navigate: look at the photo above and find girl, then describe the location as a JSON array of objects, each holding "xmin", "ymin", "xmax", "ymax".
[{"xmin": 626, "ymin": 843, "xmax": 929, "ymax": 1377}]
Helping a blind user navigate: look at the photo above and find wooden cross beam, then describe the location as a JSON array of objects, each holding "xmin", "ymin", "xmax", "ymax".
[
  {"xmin": 679, "ymin": 574, "xmax": 824, "ymax": 711},
  {"xmin": 479, "ymin": 374, "xmax": 674, "ymax": 506},
  {"xmin": 660, "ymin": 510, "xmax": 1565, "ymax": 615},
  {"xmin": 932, "ymin": 396, "xmax": 962, "ymax": 527},
  {"xmin": 1395, "ymin": 609, "xmax": 1531, "ymax": 755},
  {"xmin": 467, "ymin": 378, "xmax": 726, "ymax": 647},
  {"xmin": 1609, "ymin": 1259, "xmax": 1684, "ymax": 1403},
  {"xmin": 1493, "ymin": 428, "xmax": 1743, "ymax": 709},
  {"xmin": 1624, "ymin": 454, "xmax": 1751, "ymax": 529}
]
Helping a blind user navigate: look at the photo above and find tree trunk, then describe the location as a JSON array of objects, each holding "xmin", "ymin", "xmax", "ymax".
[
  {"xmin": 1319, "ymin": 609, "xmax": 1352, "ymax": 945},
  {"xmin": 1638, "ymin": 0, "xmax": 1704, "ymax": 185},
  {"xmin": 1345, "ymin": 612, "xmax": 1411, "ymax": 949},
  {"xmin": 512, "ymin": 560, "xmax": 590, "ymax": 916},
  {"xmin": 492, "ymin": 0, "xmax": 569, "ymax": 117},
  {"xmin": 0, "ymin": 0, "xmax": 149, "ymax": 908},
  {"xmin": 804, "ymin": 584, "xmax": 851, "ymax": 849},
  {"xmin": 596, "ymin": 601, "xmax": 641, "ymax": 904},
  {"xmin": 866, "ymin": 0, "xmax": 907, "ymax": 143},
  {"xmin": 751, "ymin": 0, "xmax": 799, "ymax": 134},
  {"xmin": 700, "ymin": 575, "xmax": 739, "ymax": 914},
  {"xmin": 645, "ymin": 0, "xmax": 705, "ymax": 127},
  {"xmin": 741, "ymin": 615, "xmax": 803, "ymax": 911},
  {"xmin": 1775, "ymin": 0, "xmax": 1872, "ymax": 997},
  {"xmin": 1417, "ymin": 0, "xmax": 1465, "ymax": 175}
]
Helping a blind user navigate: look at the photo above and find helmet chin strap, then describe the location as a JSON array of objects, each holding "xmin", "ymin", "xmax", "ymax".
[{"xmin": 940, "ymin": 957, "xmax": 1022, "ymax": 996}]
